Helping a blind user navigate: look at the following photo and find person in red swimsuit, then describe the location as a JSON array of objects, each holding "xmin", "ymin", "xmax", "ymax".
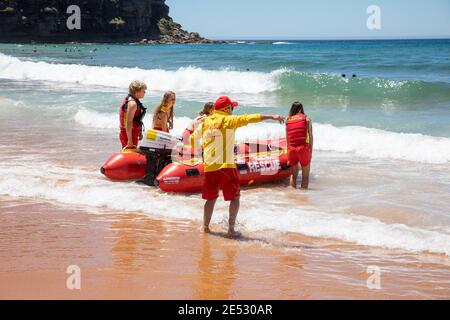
[
  {"xmin": 286, "ymin": 102, "xmax": 314, "ymax": 189},
  {"xmin": 182, "ymin": 102, "xmax": 214, "ymax": 145},
  {"xmin": 152, "ymin": 91, "xmax": 176, "ymax": 133},
  {"xmin": 119, "ymin": 80, "xmax": 147, "ymax": 149}
]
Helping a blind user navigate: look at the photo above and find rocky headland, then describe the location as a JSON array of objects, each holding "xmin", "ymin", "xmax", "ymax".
[{"xmin": 0, "ymin": 1, "xmax": 275, "ymax": 45}]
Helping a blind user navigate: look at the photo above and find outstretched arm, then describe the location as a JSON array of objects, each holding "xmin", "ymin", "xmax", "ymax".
[
  {"xmin": 227, "ymin": 114, "xmax": 285, "ymax": 129},
  {"xmin": 260, "ymin": 115, "xmax": 285, "ymax": 124}
]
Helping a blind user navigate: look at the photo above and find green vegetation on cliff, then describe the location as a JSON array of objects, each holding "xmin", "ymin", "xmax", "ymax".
[{"xmin": 0, "ymin": 0, "xmax": 171, "ymax": 42}]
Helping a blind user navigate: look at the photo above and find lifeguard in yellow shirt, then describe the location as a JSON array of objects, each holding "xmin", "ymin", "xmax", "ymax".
[{"xmin": 191, "ymin": 96, "xmax": 284, "ymax": 238}]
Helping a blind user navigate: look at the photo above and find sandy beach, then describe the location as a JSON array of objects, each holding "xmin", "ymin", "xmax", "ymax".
[{"xmin": 1, "ymin": 196, "xmax": 448, "ymax": 300}]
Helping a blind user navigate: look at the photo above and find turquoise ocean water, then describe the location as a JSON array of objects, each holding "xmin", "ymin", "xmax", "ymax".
[{"xmin": 1, "ymin": 40, "xmax": 450, "ymax": 136}]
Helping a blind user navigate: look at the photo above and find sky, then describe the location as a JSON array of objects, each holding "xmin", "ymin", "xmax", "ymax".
[{"xmin": 166, "ymin": 0, "xmax": 450, "ymax": 40}]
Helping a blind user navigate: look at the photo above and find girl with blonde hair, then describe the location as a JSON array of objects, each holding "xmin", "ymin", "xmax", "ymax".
[
  {"xmin": 152, "ymin": 91, "xmax": 176, "ymax": 133},
  {"xmin": 119, "ymin": 80, "xmax": 148, "ymax": 149}
]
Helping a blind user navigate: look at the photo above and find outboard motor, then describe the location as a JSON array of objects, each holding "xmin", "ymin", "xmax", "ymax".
[{"xmin": 138, "ymin": 130, "xmax": 178, "ymax": 186}]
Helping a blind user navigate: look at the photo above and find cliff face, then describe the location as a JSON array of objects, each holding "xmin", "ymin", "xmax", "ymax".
[{"xmin": 0, "ymin": 0, "xmax": 171, "ymax": 42}]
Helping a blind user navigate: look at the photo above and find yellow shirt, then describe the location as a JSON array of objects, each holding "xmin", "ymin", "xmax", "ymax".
[{"xmin": 191, "ymin": 110, "xmax": 262, "ymax": 172}]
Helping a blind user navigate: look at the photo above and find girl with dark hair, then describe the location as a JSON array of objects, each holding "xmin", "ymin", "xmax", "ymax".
[{"xmin": 286, "ymin": 102, "xmax": 313, "ymax": 189}]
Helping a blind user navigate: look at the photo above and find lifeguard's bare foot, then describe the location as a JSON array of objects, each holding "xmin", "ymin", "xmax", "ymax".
[
  {"xmin": 203, "ymin": 226, "xmax": 211, "ymax": 234},
  {"xmin": 290, "ymin": 177, "xmax": 297, "ymax": 189},
  {"xmin": 227, "ymin": 230, "xmax": 242, "ymax": 239}
]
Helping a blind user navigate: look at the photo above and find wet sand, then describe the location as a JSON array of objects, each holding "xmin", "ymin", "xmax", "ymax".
[{"xmin": 1, "ymin": 196, "xmax": 449, "ymax": 300}]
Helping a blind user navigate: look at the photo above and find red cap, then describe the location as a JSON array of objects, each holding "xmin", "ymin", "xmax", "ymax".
[{"xmin": 214, "ymin": 96, "xmax": 239, "ymax": 111}]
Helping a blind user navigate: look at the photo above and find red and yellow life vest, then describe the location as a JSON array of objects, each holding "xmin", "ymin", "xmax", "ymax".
[
  {"xmin": 286, "ymin": 114, "xmax": 309, "ymax": 147},
  {"xmin": 119, "ymin": 95, "xmax": 146, "ymax": 132}
]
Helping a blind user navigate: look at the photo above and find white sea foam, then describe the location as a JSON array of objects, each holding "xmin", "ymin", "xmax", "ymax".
[
  {"xmin": 2, "ymin": 53, "xmax": 441, "ymax": 100},
  {"xmin": 272, "ymin": 42, "xmax": 295, "ymax": 45},
  {"xmin": 73, "ymin": 110, "xmax": 450, "ymax": 164},
  {"xmin": 314, "ymin": 124, "xmax": 450, "ymax": 164},
  {"xmin": 243, "ymin": 192, "xmax": 450, "ymax": 256},
  {"xmin": 0, "ymin": 162, "xmax": 449, "ymax": 256},
  {"xmin": 237, "ymin": 122, "xmax": 450, "ymax": 164},
  {"xmin": 73, "ymin": 108, "xmax": 118, "ymax": 129},
  {"xmin": 0, "ymin": 53, "xmax": 282, "ymax": 94},
  {"xmin": 73, "ymin": 108, "xmax": 192, "ymax": 137}
]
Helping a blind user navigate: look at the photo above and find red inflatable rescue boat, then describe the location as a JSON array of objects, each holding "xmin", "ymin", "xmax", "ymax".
[
  {"xmin": 158, "ymin": 140, "xmax": 291, "ymax": 193},
  {"xmin": 101, "ymin": 131, "xmax": 291, "ymax": 193},
  {"xmin": 101, "ymin": 151, "xmax": 147, "ymax": 181}
]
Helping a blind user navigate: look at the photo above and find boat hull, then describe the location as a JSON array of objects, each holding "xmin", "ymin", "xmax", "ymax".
[{"xmin": 101, "ymin": 139, "xmax": 291, "ymax": 193}]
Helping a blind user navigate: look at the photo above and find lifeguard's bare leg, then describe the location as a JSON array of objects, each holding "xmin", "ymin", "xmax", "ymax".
[
  {"xmin": 301, "ymin": 165, "xmax": 311, "ymax": 189},
  {"xmin": 228, "ymin": 196, "xmax": 240, "ymax": 237},
  {"xmin": 203, "ymin": 199, "xmax": 217, "ymax": 233},
  {"xmin": 290, "ymin": 165, "xmax": 299, "ymax": 188}
]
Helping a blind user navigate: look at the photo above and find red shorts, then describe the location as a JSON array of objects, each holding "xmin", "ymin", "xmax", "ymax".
[
  {"xmin": 202, "ymin": 168, "xmax": 241, "ymax": 201},
  {"xmin": 120, "ymin": 129, "xmax": 140, "ymax": 148},
  {"xmin": 288, "ymin": 145, "xmax": 312, "ymax": 167}
]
